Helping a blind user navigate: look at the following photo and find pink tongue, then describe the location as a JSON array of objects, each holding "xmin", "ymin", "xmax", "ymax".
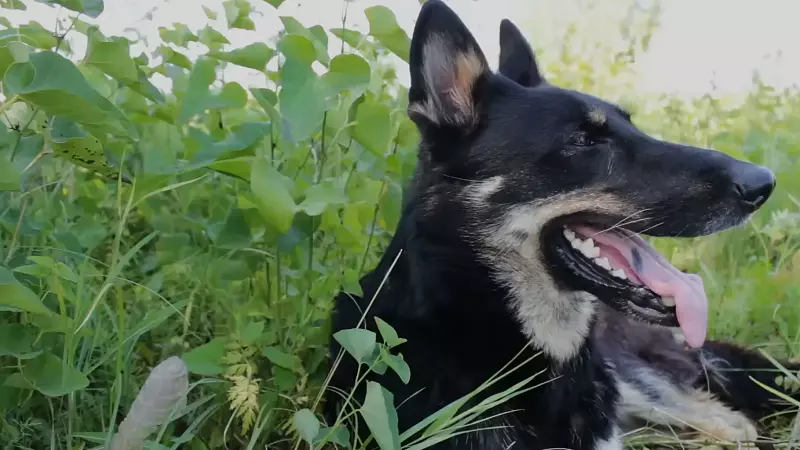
[{"xmin": 573, "ymin": 226, "xmax": 708, "ymax": 348}]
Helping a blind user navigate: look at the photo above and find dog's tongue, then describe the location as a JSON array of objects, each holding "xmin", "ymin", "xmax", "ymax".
[{"xmin": 573, "ymin": 226, "xmax": 708, "ymax": 347}]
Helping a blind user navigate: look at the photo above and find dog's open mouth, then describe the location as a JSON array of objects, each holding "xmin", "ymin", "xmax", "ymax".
[{"xmin": 549, "ymin": 224, "xmax": 708, "ymax": 348}]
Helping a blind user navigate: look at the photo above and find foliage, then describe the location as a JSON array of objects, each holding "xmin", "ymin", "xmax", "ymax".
[{"xmin": 0, "ymin": 0, "xmax": 798, "ymax": 449}]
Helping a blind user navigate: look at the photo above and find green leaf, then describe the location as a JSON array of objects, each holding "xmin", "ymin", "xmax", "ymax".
[
  {"xmin": 0, "ymin": 41, "xmax": 31, "ymax": 77},
  {"xmin": 279, "ymin": 16, "xmax": 329, "ymax": 66},
  {"xmin": 330, "ymin": 28, "xmax": 365, "ymax": 49},
  {"xmin": 3, "ymin": 51, "xmax": 134, "ymax": 137},
  {"xmin": 277, "ymin": 34, "xmax": 316, "ymax": 66},
  {"xmin": 192, "ymin": 121, "xmax": 270, "ymax": 164},
  {"xmin": 156, "ymin": 46, "xmax": 192, "ymax": 69},
  {"xmin": 279, "ymin": 58, "xmax": 326, "ymax": 143},
  {"xmin": 0, "ymin": 22, "xmax": 62, "ymax": 50},
  {"xmin": 34, "ymin": 0, "xmax": 103, "ymax": 17},
  {"xmin": 298, "ymin": 181, "xmax": 348, "ymax": 216},
  {"xmin": 360, "ymin": 381, "xmax": 401, "ymax": 450},
  {"xmin": 263, "ymin": 346, "xmax": 302, "ymax": 371},
  {"xmin": 382, "ymin": 350, "xmax": 410, "ymax": 384},
  {"xmin": 158, "ymin": 23, "xmax": 199, "ymax": 47},
  {"xmin": 374, "ymin": 317, "xmax": 407, "ymax": 348},
  {"xmin": 251, "ymin": 87, "xmax": 280, "ymax": 124},
  {"xmin": 202, "ymin": 5, "xmax": 217, "ymax": 19},
  {"xmin": 21, "ymin": 353, "xmax": 90, "ymax": 397},
  {"xmin": 49, "ymin": 116, "xmax": 123, "ymax": 180},
  {"xmin": 0, "ymin": 0, "xmax": 26, "ymax": 11},
  {"xmin": 322, "ymin": 54, "xmax": 371, "ymax": 96},
  {"xmin": 84, "ymin": 27, "xmax": 165, "ymax": 103},
  {"xmin": 182, "ymin": 338, "xmax": 226, "ymax": 376},
  {"xmin": 223, "ymin": 0, "xmax": 255, "ymax": 30},
  {"xmin": 353, "ymin": 100, "xmax": 392, "ymax": 155},
  {"xmin": 263, "ymin": 0, "xmax": 284, "ymax": 8},
  {"xmin": 198, "ymin": 25, "xmax": 230, "ymax": 51},
  {"xmin": 293, "ymin": 408, "xmax": 320, "ymax": 445},
  {"xmin": 178, "ymin": 58, "xmax": 247, "ymax": 124},
  {"xmin": 0, "ymin": 159, "xmax": 21, "ymax": 191},
  {"xmin": 208, "ymin": 43, "xmax": 275, "ymax": 71},
  {"xmin": 250, "ymin": 157, "xmax": 297, "ymax": 234},
  {"xmin": 0, "ymin": 267, "xmax": 52, "ymax": 315},
  {"xmin": 364, "ymin": 6, "xmax": 411, "ymax": 62},
  {"xmin": 0, "ymin": 324, "xmax": 42, "ymax": 359},
  {"xmin": 314, "ymin": 425, "xmax": 351, "ymax": 447},
  {"xmin": 333, "ymin": 328, "xmax": 376, "ymax": 364}
]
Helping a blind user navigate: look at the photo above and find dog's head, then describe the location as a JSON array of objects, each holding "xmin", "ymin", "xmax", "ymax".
[{"xmin": 406, "ymin": 1, "xmax": 775, "ymax": 356}]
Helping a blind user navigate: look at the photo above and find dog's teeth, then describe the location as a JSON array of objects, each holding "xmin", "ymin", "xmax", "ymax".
[
  {"xmin": 570, "ymin": 238, "xmax": 581, "ymax": 249},
  {"xmin": 610, "ymin": 269, "xmax": 627, "ymax": 280},
  {"xmin": 594, "ymin": 257, "xmax": 611, "ymax": 270},
  {"xmin": 585, "ymin": 245, "xmax": 600, "ymax": 259},
  {"xmin": 660, "ymin": 296, "xmax": 676, "ymax": 307},
  {"xmin": 563, "ymin": 228, "xmax": 576, "ymax": 241}
]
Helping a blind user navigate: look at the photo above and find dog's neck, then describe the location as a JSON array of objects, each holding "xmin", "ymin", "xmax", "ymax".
[{"xmin": 370, "ymin": 194, "xmax": 598, "ymax": 365}]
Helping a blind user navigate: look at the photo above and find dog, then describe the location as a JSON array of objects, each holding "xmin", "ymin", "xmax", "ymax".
[
  {"xmin": 496, "ymin": 18, "xmax": 800, "ymax": 445},
  {"xmin": 324, "ymin": 2, "xmax": 796, "ymax": 449}
]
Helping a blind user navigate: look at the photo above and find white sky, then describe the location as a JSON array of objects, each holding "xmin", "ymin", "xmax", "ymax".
[{"xmin": 3, "ymin": 0, "xmax": 800, "ymax": 98}]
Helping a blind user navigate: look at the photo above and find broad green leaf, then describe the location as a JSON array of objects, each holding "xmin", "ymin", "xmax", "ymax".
[
  {"xmin": 263, "ymin": 0, "xmax": 284, "ymax": 8},
  {"xmin": 322, "ymin": 53, "xmax": 371, "ymax": 96},
  {"xmin": 4, "ymin": 51, "xmax": 134, "ymax": 137},
  {"xmin": 279, "ymin": 16, "xmax": 328, "ymax": 66},
  {"xmin": 21, "ymin": 353, "xmax": 90, "ymax": 397},
  {"xmin": 84, "ymin": 27, "xmax": 165, "ymax": 103},
  {"xmin": 0, "ymin": 22, "xmax": 61, "ymax": 50},
  {"xmin": 263, "ymin": 346, "xmax": 301, "ymax": 371},
  {"xmin": 314, "ymin": 425, "xmax": 350, "ymax": 448},
  {"xmin": 223, "ymin": 0, "xmax": 255, "ymax": 30},
  {"xmin": 208, "ymin": 43, "xmax": 275, "ymax": 71},
  {"xmin": 209, "ymin": 156, "xmax": 254, "ymax": 182},
  {"xmin": 250, "ymin": 157, "xmax": 297, "ymax": 234},
  {"xmin": 382, "ymin": 350, "xmax": 410, "ymax": 384},
  {"xmin": 0, "ymin": 267, "xmax": 52, "ymax": 315},
  {"xmin": 0, "ymin": 324, "xmax": 41, "ymax": 359},
  {"xmin": 0, "ymin": 0, "xmax": 26, "ymax": 10},
  {"xmin": 293, "ymin": 408, "xmax": 320, "ymax": 445},
  {"xmin": 156, "ymin": 46, "xmax": 192, "ymax": 69},
  {"xmin": 192, "ymin": 121, "xmax": 270, "ymax": 164},
  {"xmin": 374, "ymin": 317, "xmax": 407, "ymax": 348},
  {"xmin": 34, "ymin": 0, "xmax": 103, "ymax": 17},
  {"xmin": 353, "ymin": 100, "xmax": 392, "ymax": 155},
  {"xmin": 202, "ymin": 5, "xmax": 217, "ymax": 19},
  {"xmin": 49, "ymin": 116, "xmax": 123, "ymax": 180},
  {"xmin": 330, "ymin": 27, "xmax": 364, "ymax": 49},
  {"xmin": 198, "ymin": 25, "xmax": 230, "ymax": 51},
  {"xmin": 178, "ymin": 58, "xmax": 247, "ymax": 123},
  {"xmin": 158, "ymin": 23, "xmax": 199, "ymax": 47},
  {"xmin": 333, "ymin": 328, "xmax": 376, "ymax": 364},
  {"xmin": 182, "ymin": 338, "xmax": 226, "ymax": 376},
  {"xmin": 279, "ymin": 58, "xmax": 326, "ymax": 143},
  {"xmin": 298, "ymin": 181, "xmax": 348, "ymax": 216},
  {"xmin": 251, "ymin": 87, "xmax": 280, "ymax": 124},
  {"xmin": 0, "ymin": 159, "xmax": 21, "ymax": 191},
  {"xmin": 360, "ymin": 381, "xmax": 401, "ymax": 450},
  {"xmin": 277, "ymin": 34, "xmax": 316, "ymax": 66},
  {"xmin": 364, "ymin": 6, "xmax": 411, "ymax": 62},
  {"xmin": 0, "ymin": 41, "xmax": 31, "ymax": 77}
]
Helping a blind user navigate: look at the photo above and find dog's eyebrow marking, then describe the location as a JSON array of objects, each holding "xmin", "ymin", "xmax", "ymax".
[{"xmin": 587, "ymin": 107, "xmax": 607, "ymax": 126}]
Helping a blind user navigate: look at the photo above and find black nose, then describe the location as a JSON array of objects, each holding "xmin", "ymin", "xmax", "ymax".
[{"xmin": 731, "ymin": 163, "xmax": 776, "ymax": 210}]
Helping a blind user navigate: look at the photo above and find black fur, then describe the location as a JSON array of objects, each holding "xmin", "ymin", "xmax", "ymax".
[{"xmin": 324, "ymin": 2, "xmax": 785, "ymax": 449}]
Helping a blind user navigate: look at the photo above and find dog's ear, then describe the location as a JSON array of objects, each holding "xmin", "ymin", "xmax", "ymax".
[
  {"xmin": 498, "ymin": 19, "xmax": 544, "ymax": 87},
  {"xmin": 408, "ymin": 0, "xmax": 490, "ymax": 129}
]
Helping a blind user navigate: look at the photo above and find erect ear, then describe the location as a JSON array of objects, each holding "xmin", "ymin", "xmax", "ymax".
[
  {"xmin": 407, "ymin": 0, "xmax": 490, "ymax": 129},
  {"xmin": 498, "ymin": 19, "xmax": 544, "ymax": 87}
]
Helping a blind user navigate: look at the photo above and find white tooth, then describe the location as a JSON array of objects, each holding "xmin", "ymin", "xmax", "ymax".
[
  {"xmin": 611, "ymin": 269, "xmax": 627, "ymax": 280},
  {"xmin": 661, "ymin": 296, "xmax": 676, "ymax": 307},
  {"xmin": 564, "ymin": 228, "xmax": 576, "ymax": 241},
  {"xmin": 570, "ymin": 237, "xmax": 581, "ymax": 249},
  {"xmin": 594, "ymin": 257, "xmax": 611, "ymax": 270},
  {"xmin": 585, "ymin": 244, "xmax": 600, "ymax": 259}
]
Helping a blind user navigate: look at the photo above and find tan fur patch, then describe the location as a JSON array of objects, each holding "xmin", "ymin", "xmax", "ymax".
[
  {"xmin": 587, "ymin": 107, "xmax": 607, "ymax": 127},
  {"xmin": 408, "ymin": 34, "xmax": 486, "ymax": 126}
]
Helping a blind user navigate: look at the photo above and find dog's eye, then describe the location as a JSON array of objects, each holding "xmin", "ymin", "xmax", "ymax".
[{"xmin": 568, "ymin": 132, "xmax": 596, "ymax": 147}]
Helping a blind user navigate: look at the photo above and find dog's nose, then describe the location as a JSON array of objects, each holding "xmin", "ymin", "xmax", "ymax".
[{"xmin": 731, "ymin": 163, "xmax": 776, "ymax": 210}]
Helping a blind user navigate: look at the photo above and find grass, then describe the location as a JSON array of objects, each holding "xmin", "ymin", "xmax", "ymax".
[{"xmin": 0, "ymin": 0, "xmax": 798, "ymax": 449}]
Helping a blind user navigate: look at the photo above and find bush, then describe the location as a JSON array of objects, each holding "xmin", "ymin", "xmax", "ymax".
[{"xmin": 0, "ymin": 0, "xmax": 797, "ymax": 448}]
